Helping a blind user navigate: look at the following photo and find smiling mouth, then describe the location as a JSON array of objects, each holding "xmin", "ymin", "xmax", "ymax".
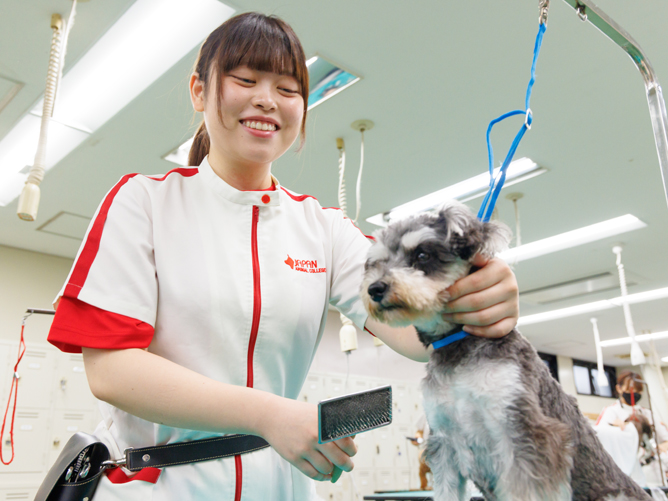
[{"xmin": 241, "ymin": 120, "xmax": 279, "ymax": 131}]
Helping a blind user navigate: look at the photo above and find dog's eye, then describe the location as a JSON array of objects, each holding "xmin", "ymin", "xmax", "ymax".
[{"xmin": 417, "ymin": 252, "xmax": 430, "ymax": 263}]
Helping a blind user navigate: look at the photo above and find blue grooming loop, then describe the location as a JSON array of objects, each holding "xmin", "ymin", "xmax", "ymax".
[{"xmin": 432, "ymin": 15, "xmax": 547, "ymax": 350}]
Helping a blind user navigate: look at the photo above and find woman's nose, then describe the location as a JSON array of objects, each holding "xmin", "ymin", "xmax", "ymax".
[{"xmin": 252, "ymin": 85, "xmax": 277, "ymax": 111}]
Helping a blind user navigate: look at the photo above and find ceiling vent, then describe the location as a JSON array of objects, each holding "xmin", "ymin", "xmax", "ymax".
[
  {"xmin": 520, "ymin": 271, "xmax": 640, "ymax": 305},
  {"xmin": 37, "ymin": 211, "xmax": 91, "ymax": 240}
]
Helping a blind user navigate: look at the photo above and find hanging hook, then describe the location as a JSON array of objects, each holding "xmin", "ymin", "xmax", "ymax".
[
  {"xmin": 575, "ymin": 2, "xmax": 588, "ymax": 22},
  {"xmin": 539, "ymin": 0, "xmax": 550, "ymax": 26}
]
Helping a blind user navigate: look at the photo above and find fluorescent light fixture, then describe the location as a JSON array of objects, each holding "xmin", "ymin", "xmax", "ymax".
[
  {"xmin": 366, "ymin": 157, "xmax": 546, "ymax": 227},
  {"xmin": 163, "ymin": 137, "xmax": 194, "ymax": 167},
  {"xmin": 0, "ymin": 0, "xmax": 235, "ymax": 206},
  {"xmin": 601, "ymin": 331, "xmax": 668, "ymax": 348},
  {"xmin": 517, "ymin": 286, "xmax": 668, "ymax": 326},
  {"xmin": 499, "ymin": 215, "xmax": 646, "ymax": 264}
]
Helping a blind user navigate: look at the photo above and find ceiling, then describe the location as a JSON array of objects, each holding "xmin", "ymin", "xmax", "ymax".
[{"xmin": 1, "ymin": 0, "xmax": 668, "ymax": 367}]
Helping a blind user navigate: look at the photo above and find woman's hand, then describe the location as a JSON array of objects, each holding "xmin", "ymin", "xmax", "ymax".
[
  {"xmin": 441, "ymin": 254, "xmax": 519, "ymax": 338},
  {"xmin": 260, "ymin": 397, "xmax": 356, "ymax": 481}
]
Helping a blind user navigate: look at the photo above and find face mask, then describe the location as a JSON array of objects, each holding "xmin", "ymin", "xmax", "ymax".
[{"xmin": 622, "ymin": 392, "xmax": 642, "ymax": 405}]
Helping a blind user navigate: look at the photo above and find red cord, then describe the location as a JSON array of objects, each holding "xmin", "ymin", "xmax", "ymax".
[{"xmin": 0, "ymin": 323, "xmax": 27, "ymax": 465}]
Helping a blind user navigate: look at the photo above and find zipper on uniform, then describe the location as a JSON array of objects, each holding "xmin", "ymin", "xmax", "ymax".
[{"xmin": 247, "ymin": 205, "xmax": 261, "ymax": 388}]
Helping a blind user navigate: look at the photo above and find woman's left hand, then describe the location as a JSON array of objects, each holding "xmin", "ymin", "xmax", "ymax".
[{"xmin": 441, "ymin": 254, "xmax": 519, "ymax": 338}]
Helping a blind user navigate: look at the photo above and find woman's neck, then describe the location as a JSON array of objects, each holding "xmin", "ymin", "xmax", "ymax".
[{"xmin": 207, "ymin": 149, "xmax": 273, "ymax": 191}]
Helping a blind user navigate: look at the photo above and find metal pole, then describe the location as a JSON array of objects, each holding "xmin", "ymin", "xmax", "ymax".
[{"xmin": 562, "ymin": 0, "xmax": 668, "ymax": 210}]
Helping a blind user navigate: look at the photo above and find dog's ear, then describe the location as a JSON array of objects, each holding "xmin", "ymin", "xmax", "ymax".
[
  {"xmin": 436, "ymin": 201, "xmax": 477, "ymax": 238},
  {"xmin": 479, "ymin": 220, "xmax": 512, "ymax": 258}
]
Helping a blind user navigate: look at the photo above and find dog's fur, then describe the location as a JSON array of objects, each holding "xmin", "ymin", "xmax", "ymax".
[{"xmin": 361, "ymin": 201, "xmax": 650, "ymax": 501}]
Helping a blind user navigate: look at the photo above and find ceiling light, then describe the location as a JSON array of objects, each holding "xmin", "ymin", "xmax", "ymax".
[
  {"xmin": 499, "ymin": 215, "xmax": 646, "ymax": 264},
  {"xmin": 601, "ymin": 331, "xmax": 668, "ymax": 348},
  {"xmin": 366, "ymin": 157, "xmax": 546, "ymax": 227},
  {"xmin": 517, "ymin": 286, "xmax": 668, "ymax": 326},
  {"xmin": 0, "ymin": 0, "xmax": 235, "ymax": 206}
]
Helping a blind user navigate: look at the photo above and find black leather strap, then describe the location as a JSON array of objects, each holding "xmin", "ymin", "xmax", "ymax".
[{"xmin": 125, "ymin": 434, "xmax": 269, "ymax": 471}]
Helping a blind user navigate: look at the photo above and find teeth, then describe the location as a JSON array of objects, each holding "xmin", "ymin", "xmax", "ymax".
[{"xmin": 242, "ymin": 120, "xmax": 276, "ymax": 131}]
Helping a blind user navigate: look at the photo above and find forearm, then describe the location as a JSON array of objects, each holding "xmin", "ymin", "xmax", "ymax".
[
  {"xmin": 364, "ymin": 318, "xmax": 432, "ymax": 363},
  {"xmin": 82, "ymin": 347, "xmax": 279, "ymax": 436}
]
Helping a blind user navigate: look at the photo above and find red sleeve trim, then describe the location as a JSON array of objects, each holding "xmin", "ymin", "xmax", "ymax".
[
  {"xmin": 47, "ymin": 297, "xmax": 154, "ymax": 354},
  {"xmin": 322, "ymin": 207, "xmax": 376, "ymax": 241},
  {"xmin": 106, "ymin": 467, "xmax": 161, "ymax": 484},
  {"xmin": 364, "ymin": 327, "xmax": 377, "ymax": 337},
  {"xmin": 279, "ymin": 186, "xmax": 316, "ymax": 202},
  {"xmin": 595, "ymin": 406, "xmax": 610, "ymax": 426}
]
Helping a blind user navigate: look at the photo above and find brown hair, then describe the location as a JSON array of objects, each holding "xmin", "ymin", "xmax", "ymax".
[
  {"xmin": 616, "ymin": 371, "xmax": 643, "ymax": 392},
  {"xmin": 188, "ymin": 12, "xmax": 309, "ymax": 166}
]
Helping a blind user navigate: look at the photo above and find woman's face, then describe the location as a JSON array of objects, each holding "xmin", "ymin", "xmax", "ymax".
[{"xmin": 191, "ymin": 65, "xmax": 304, "ymax": 168}]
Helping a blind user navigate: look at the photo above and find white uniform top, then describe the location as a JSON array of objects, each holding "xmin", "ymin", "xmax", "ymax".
[
  {"xmin": 596, "ymin": 399, "xmax": 668, "ymax": 444},
  {"xmin": 52, "ymin": 157, "xmax": 372, "ymax": 500}
]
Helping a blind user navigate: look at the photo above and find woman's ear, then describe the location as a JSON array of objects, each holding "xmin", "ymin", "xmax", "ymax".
[{"xmin": 190, "ymin": 73, "xmax": 205, "ymax": 113}]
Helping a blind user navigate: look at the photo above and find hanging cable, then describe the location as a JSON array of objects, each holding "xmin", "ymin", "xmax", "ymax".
[
  {"xmin": 590, "ymin": 318, "xmax": 609, "ymax": 388},
  {"xmin": 337, "ymin": 138, "xmax": 347, "ymax": 214},
  {"xmin": 613, "ymin": 246, "xmax": 646, "ymax": 365},
  {"xmin": 17, "ymin": 1, "xmax": 77, "ymax": 222},
  {"xmin": 354, "ymin": 129, "xmax": 365, "ymax": 224}
]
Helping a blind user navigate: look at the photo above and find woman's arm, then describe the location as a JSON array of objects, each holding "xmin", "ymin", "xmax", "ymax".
[
  {"xmin": 82, "ymin": 347, "xmax": 356, "ymax": 481},
  {"xmin": 366, "ymin": 256, "xmax": 519, "ymax": 360}
]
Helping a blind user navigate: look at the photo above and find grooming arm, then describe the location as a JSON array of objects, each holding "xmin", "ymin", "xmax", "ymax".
[{"xmin": 562, "ymin": 0, "xmax": 668, "ymax": 210}]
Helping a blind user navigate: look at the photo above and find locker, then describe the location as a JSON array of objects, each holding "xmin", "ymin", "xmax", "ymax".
[
  {"xmin": 298, "ymin": 374, "xmax": 324, "ymax": 404},
  {"xmin": 314, "ymin": 478, "xmax": 333, "ymax": 500},
  {"xmin": 47, "ymin": 410, "xmax": 95, "ymax": 469},
  {"xmin": 396, "ymin": 468, "xmax": 413, "ymax": 491},
  {"xmin": 373, "ymin": 427, "xmax": 397, "ymax": 468},
  {"xmin": 393, "ymin": 424, "xmax": 416, "ymax": 471},
  {"xmin": 324, "ymin": 376, "xmax": 346, "ymax": 400},
  {"xmin": 0, "ymin": 410, "xmax": 48, "ymax": 474},
  {"xmin": 374, "ymin": 468, "xmax": 396, "ymax": 491},
  {"xmin": 353, "ymin": 429, "xmax": 375, "ymax": 468},
  {"xmin": 53, "ymin": 353, "xmax": 97, "ymax": 410},
  {"xmin": 392, "ymin": 384, "xmax": 414, "ymax": 425},
  {"xmin": 0, "ymin": 488, "xmax": 38, "ymax": 501},
  {"xmin": 0, "ymin": 342, "xmax": 11, "ymax": 405},
  {"xmin": 6, "ymin": 347, "xmax": 55, "ymax": 410},
  {"xmin": 347, "ymin": 377, "xmax": 369, "ymax": 395},
  {"xmin": 351, "ymin": 468, "xmax": 374, "ymax": 496}
]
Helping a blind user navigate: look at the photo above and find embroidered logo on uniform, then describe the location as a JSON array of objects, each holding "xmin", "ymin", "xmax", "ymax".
[{"xmin": 285, "ymin": 254, "xmax": 326, "ymax": 273}]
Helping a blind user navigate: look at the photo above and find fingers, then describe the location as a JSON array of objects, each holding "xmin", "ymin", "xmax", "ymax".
[
  {"xmin": 461, "ymin": 316, "xmax": 517, "ymax": 338},
  {"xmin": 297, "ymin": 458, "xmax": 332, "ymax": 482},
  {"xmin": 333, "ymin": 436, "xmax": 357, "ymax": 458},
  {"xmin": 319, "ymin": 441, "xmax": 355, "ymax": 473},
  {"xmin": 446, "ymin": 257, "xmax": 512, "ymax": 302},
  {"xmin": 443, "ymin": 279, "xmax": 517, "ymax": 315}
]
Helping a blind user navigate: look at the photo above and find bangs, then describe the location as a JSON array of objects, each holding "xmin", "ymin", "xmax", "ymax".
[{"xmin": 217, "ymin": 14, "xmax": 307, "ymax": 96}]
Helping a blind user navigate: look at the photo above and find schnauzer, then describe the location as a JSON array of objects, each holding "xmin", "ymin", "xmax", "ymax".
[{"xmin": 361, "ymin": 201, "xmax": 650, "ymax": 501}]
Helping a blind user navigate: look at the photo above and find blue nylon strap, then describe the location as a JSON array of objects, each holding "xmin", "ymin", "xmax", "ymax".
[
  {"xmin": 431, "ymin": 330, "xmax": 469, "ymax": 350},
  {"xmin": 477, "ymin": 22, "xmax": 546, "ymax": 223}
]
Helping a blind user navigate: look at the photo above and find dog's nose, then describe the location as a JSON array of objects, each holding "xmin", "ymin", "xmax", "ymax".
[{"xmin": 368, "ymin": 281, "xmax": 388, "ymax": 302}]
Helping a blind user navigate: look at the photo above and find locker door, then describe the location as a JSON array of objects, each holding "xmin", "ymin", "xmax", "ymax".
[
  {"xmin": 298, "ymin": 374, "xmax": 324, "ymax": 404},
  {"xmin": 394, "ymin": 424, "xmax": 416, "ymax": 471},
  {"xmin": 0, "ymin": 342, "xmax": 11, "ymax": 405},
  {"xmin": 393, "ymin": 383, "xmax": 414, "ymax": 425},
  {"xmin": 396, "ymin": 468, "xmax": 413, "ymax": 491},
  {"xmin": 8, "ymin": 347, "xmax": 55, "ymax": 410},
  {"xmin": 352, "ymin": 468, "xmax": 374, "ymax": 496},
  {"xmin": 47, "ymin": 410, "xmax": 95, "ymax": 469},
  {"xmin": 324, "ymin": 376, "xmax": 346, "ymax": 400},
  {"xmin": 53, "ymin": 353, "xmax": 97, "ymax": 411},
  {"xmin": 0, "ymin": 410, "xmax": 48, "ymax": 474},
  {"xmin": 374, "ymin": 468, "xmax": 396, "ymax": 491},
  {"xmin": 374, "ymin": 427, "xmax": 397, "ymax": 468},
  {"xmin": 353, "ymin": 430, "xmax": 375, "ymax": 468},
  {"xmin": 0, "ymin": 487, "xmax": 38, "ymax": 501}
]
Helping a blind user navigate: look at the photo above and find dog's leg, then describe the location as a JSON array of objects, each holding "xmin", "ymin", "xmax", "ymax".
[{"xmin": 424, "ymin": 434, "xmax": 468, "ymax": 501}]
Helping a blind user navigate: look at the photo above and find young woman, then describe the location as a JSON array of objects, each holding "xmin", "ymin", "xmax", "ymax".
[{"xmin": 47, "ymin": 12, "xmax": 519, "ymax": 500}]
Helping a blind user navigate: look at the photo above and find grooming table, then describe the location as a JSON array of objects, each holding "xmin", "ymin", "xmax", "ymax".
[{"xmin": 363, "ymin": 488, "xmax": 668, "ymax": 500}]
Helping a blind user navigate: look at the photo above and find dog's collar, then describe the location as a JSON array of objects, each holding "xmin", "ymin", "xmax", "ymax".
[{"xmin": 431, "ymin": 330, "xmax": 469, "ymax": 350}]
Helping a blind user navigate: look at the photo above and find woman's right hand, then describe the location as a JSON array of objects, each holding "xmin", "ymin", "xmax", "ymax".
[{"xmin": 260, "ymin": 397, "xmax": 357, "ymax": 481}]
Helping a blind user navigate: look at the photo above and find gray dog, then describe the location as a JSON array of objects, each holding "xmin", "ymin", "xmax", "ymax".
[{"xmin": 360, "ymin": 201, "xmax": 650, "ymax": 501}]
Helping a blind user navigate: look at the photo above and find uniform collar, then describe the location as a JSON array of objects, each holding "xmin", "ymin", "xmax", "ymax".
[{"xmin": 198, "ymin": 156, "xmax": 282, "ymax": 207}]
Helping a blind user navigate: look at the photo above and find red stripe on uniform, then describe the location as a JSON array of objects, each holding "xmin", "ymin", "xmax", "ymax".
[
  {"xmin": 279, "ymin": 187, "xmax": 316, "ymax": 202},
  {"xmin": 63, "ymin": 168, "xmax": 198, "ymax": 299},
  {"xmin": 322, "ymin": 207, "xmax": 376, "ymax": 241}
]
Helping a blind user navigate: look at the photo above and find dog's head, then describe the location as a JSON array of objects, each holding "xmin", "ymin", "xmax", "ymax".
[{"xmin": 360, "ymin": 201, "xmax": 511, "ymax": 331}]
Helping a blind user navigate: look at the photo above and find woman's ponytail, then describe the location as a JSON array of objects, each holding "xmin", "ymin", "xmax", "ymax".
[{"xmin": 188, "ymin": 121, "xmax": 210, "ymax": 166}]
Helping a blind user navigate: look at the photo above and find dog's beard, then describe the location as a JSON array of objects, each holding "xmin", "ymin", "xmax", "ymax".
[{"xmin": 361, "ymin": 262, "xmax": 471, "ymax": 331}]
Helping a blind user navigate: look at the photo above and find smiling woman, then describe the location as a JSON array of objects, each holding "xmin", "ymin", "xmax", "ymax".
[{"xmin": 41, "ymin": 10, "xmax": 519, "ymax": 501}]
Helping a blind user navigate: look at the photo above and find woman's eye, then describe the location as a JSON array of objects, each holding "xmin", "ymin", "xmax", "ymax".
[
  {"xmin": 279, "ymin": 87, "xmax": 299, "ymax": 94},
  {"xmin": 417, "ymin": 252, "xmax": 430, "ymax": 263},
  {"xmin": 232, "ymin": 76, "xmax": 254, "ymax": 84}
]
